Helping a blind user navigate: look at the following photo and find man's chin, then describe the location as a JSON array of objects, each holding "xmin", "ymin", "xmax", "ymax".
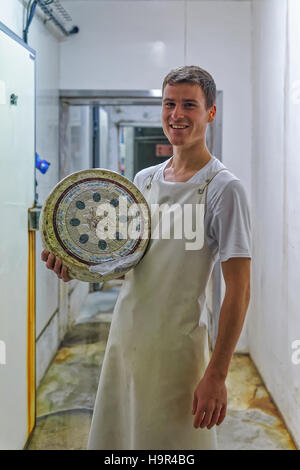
[{"xmin": 168, "ymin": 139, "xmax": 186, "ymax": 147}]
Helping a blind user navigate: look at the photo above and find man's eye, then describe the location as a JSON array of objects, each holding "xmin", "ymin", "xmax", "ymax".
[
  {"xmin": 184, "ymin": 103, "xmax": 195, "ymax": 108},
  {"xmin": 164, "ymin": 102, "xmax": 174, "ymax": 107}
]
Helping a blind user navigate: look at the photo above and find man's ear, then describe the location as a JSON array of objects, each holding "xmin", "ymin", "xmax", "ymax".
[{"xmin": 208, "ymin": 105, "xmax": 217, "ymax": 123}]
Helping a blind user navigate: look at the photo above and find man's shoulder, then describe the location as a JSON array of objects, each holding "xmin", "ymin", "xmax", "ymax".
[
  {"xmin": 133, "ymin": 161, "xmax": 167, "ymax": 189},
  {"xmin": 207, "ymin": 159, "xmax": 247, "ymax": 207},
  {"xmin": 209, "ymin": 157, "xmax": 238, "ymax": 183}
]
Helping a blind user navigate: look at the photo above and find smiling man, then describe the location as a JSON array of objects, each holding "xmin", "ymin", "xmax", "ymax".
[
  {"xmin": 86, "ymin": 65, "xmax": 251, "ymax": 450},
  {"xmin": 42, "ymin": 65, "xmax": 251, "ymax": 450}
]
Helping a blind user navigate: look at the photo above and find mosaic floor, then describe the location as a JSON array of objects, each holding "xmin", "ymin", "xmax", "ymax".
[{"xmin": 27, "ymin": 286, "xmax": 297, "ymax": 450}]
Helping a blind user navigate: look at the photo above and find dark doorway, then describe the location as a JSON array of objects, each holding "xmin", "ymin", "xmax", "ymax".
[{"xmin": 134, "ymin": 127, "xmax": 172, "ymax": 175}]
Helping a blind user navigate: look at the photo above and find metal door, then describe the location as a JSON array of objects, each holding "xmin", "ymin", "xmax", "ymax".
[{"xmin": 0, "ymin": 22, "xmax": 36, "ymax": 449}]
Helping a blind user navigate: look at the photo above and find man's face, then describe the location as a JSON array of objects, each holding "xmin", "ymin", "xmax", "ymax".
[{"xmin": 161, "ymin": 83, "xmax": 216, "ymax": 149}]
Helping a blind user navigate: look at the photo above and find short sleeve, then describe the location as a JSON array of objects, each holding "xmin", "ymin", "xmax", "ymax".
[
  {"xmin": 133, "ymin": 166, "xmax": 156, "ymax": 193},
  {"xmin": 208, "ymin": 180, "xmax": 252, "ymax": 262},
  {"xmin": 133, "ymin": 172, "xmax": 146, "ymax": 192},
  {"xmin": 133, "ymin": 173, "xmax": 139, "ymax": 188}
]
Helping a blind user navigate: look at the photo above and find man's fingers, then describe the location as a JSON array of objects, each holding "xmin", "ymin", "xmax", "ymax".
[
  {"xmin": 199, "ymin": 405, "xmax": 214, "ymax": 428},
  {"xmin": 54, "ymin": 258, "xmax": 62, "ymax": 278},
  {"xmin": 46, "ymin": 253, "xmax": 56, "ymax": 270},
  {"xmin": 61, "ymin": 265, "xmax": 71, "ymax": 282},
  {"xmin": 41, "ymin": 250, "xmax": 71, "ymax": 282},
  {"xmin": 41, "ymin": 249, "xmax": 49, "ymax": 261},
  {"xmin": 193, "ymin": 404, "xmax": 206, "ymax": 428},
  {"xmin": 192, "ymin": 395, "xmax": 197, "ymax": 415},
  {"xmin": 216, "ymin": 405, "xmax": 227, "ymax": 426},
  {"xmin": 207, "ymin": 405, "xmax": 223, "ymax": 429},
  {"xmin": 194, "ymin": 401, "xmax": 225, "ymax": 429}
]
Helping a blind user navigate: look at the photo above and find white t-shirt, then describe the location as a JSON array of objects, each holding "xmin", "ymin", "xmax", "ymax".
[{"xmin": 133, "ymin": 155, "xmax": 251, "ymax": 264}]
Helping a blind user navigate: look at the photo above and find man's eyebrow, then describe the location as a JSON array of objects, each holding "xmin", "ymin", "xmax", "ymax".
[
  {"xmin": 162, "ymin": 98, "xmax": 198, "ymax": 103},
  {"xmin": 182, "ymin": 99, "xmax": 198, "ymax": 103}
]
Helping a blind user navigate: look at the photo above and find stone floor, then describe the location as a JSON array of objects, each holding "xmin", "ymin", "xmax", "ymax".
[{"xmin": 27, "ymin": 285, "xmax": 297, "ymax": 450}]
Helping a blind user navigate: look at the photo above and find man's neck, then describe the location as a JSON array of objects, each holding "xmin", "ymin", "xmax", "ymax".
[
  {"xmin": 163, "ymin": 145, "xmax": 213, "ymax": 182},
  {"xmin": 168, "ymin": 144, "xmax": 212, "ymax": 173}
]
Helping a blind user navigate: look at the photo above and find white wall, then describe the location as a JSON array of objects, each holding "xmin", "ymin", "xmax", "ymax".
[
  {"xmin": 249, "ymin": 0, "xmax": 300, "ymax": 447},
  {"xmin": 0, "ymin": 0, "xmax": 71, "ymax": 385},
  {"xmin": 186, "ymin": 0, "xmax": 251, "ymax": 196},
  {"xmin": 30, "ymin": 17, "xmax": 61, "ymax": 341},
  {"xmin": 60, "ymin": 0, "xmax": 185, "ymax": 90}
]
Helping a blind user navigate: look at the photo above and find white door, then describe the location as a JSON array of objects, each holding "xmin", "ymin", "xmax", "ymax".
[{"xmin": 0, "ymin": 22, "xmax": 35, "ymax": 449}]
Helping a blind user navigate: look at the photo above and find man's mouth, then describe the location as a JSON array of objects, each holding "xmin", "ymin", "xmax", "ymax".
[{"xmin": 169, "ymin": 124, "xmax": 189, "ymax": 129}]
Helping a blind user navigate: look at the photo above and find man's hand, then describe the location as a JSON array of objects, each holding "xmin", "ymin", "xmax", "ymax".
[
  {"xmin": 191, "ymin": 257, "xmax": 250, "ymax": 430},
  {"xmin": 192, "ymin": 374, "xmax": 227, "ymax": 429},
  {"xmin": 41, "ymin": 249, "xmax": 72, "ymax": 282}
]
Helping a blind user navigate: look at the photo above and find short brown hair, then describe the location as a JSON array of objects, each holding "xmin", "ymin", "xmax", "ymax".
[{"xmin": 162, "ymin": 65, "xmax": 216, "ymax": 109}]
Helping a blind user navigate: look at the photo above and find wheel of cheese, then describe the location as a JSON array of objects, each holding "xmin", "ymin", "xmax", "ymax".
[{"xmin": 40, "ymin": 169, "xmax": 151, "ymax": 282}]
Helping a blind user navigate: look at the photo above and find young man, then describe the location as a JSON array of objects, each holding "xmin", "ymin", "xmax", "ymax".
[{"xmin": 42, "ymin": 65, "xmax": 251, "ymax": 450}]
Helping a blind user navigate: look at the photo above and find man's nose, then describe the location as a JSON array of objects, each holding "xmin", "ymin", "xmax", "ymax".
[{"xmin": 171, "ymin": 105, "xmax": 184, "ymax": 120}]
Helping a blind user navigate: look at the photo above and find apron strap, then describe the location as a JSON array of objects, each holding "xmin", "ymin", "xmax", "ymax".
[
  {"xmin": 198, "ymin": 168, "xmax": 229, "ymax": 195},
  {"xmin": 145, "ymin": 159, "xmax": 169, "ymax": 190},
  {"xmin": 199, "ymin": 168, "xmax": 231, "ymax": 217},
  {"xmin": 146, "ymin": 171, "xmax": 156, "ymax": 190}
]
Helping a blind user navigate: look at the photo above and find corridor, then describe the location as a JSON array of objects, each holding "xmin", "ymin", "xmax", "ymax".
[
  {"xmin": 1, "ymin": 0, "xmax": 300, "ymax": 451},
  {"xmin": 27, "ymin": 284, "xmax": 296, "ymax": 451}
]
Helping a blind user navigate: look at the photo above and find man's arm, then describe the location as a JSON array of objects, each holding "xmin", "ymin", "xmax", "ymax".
[
  {"xmin": 192, "ymin": 257, "xmax": 251, "ymax": 429},
  {"xmin": 205, "ymin": 257, "xmax": 251, "ymax": 380}
]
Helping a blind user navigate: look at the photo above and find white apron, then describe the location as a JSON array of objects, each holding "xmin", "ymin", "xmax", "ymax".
[{"xmin": 87, "ymin": 166, "xmax": 227, "ymax": 450}]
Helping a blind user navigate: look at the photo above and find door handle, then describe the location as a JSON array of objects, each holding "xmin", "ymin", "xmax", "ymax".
[{"xmin": 28, "ymin": 206, "xmax": 41, "ymax": 231}]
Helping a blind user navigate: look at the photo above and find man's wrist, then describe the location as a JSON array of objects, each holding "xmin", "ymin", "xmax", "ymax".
[{"xmin": 203, "ymin": 367, "xmax": 227, "ymax": 382}]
